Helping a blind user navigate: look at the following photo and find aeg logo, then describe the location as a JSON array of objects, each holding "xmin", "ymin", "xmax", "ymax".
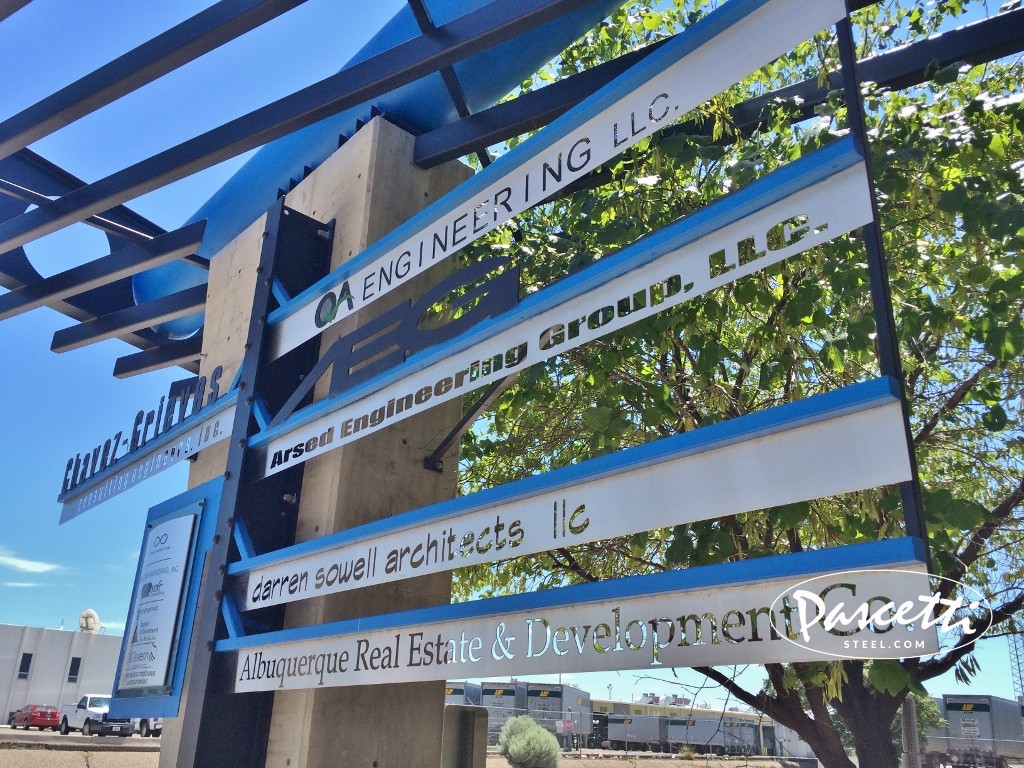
[{"xmin": 270, "ymin": 258, "xmax": 518, "ymax": 429}]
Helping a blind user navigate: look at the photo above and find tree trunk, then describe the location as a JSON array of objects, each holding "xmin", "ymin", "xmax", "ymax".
[
  {"xmin": 799, "ymin": 724, "xmax": 857, "ymax": 768},
  {"xmin": 850, "ymin": 721, "xmax": 902, "ymax": 768},
  {"xmin": 834, "ymin": 669, "xmax": 905, "ymax": 768}
]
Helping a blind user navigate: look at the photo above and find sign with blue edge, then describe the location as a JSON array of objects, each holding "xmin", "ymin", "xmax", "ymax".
[
  {"xmin": 109, "ymin": 477, "xmax": 224, "ymax": 719},
  {"xmin": 225, "ymin": 538, "xmax": 938, "ymax": 691},
  {"xmin": 254, "ymin": 139, "xmax": 872, "ymax": 478},
  {"xmin": 232, "ymin": 377, "xmax": 911, "ymax": 611},
  {"xmin": 268, "ymin": 0, "xmax": 848, "ymax": 358}
]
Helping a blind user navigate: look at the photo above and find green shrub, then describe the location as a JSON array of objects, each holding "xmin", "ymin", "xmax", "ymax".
[
  {"xmin": 497, "ymin": 715, "xmax": 534, "ymax": 753},
  {"xmin": 498, "ymin": 715, "xmax": 560, "ymax": 768}
]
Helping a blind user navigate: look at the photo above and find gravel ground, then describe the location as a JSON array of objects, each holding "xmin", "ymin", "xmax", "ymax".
[
  {"xmin": 0, "ymin": 746, "xmax": 796, "ymax": 768},
  {"xmin": 0, "ymin": 750, "xmax": 159, "ymax": 768},
  {"xmin": 0, "ymin": 741, "xmax": 794, "ymax": 768}
]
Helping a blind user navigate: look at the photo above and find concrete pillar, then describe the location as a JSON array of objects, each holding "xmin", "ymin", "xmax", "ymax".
[
  {"xmin": 265, "ymin": 117, "xmax": 471, "ymax": 768},
  {"xmin": 160, "ymin": 116, "xmax": 471, "ymax": 768}
]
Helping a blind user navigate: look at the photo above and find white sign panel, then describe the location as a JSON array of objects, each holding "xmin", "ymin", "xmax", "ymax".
[
  {"xmin": 268, "ymin": 0, "xmax": 847, "ymax": 358},
  {"xmin": 118, "ymin": 514, "xmax": 196, "ymax": 691},
  {"xmin": 237, "ymin": 380, "xmax": 911, "ymax": 610},
  {"xmin": 229, "ymin": 544, "xmax": 938, "ymax": 692},
  {"xmin": 59, "ymin": 400, "xmax": 235, "ymax": 523},
  {"xmin": 257, "ymin": 151, "xmax": 873, "ymax": 478}
]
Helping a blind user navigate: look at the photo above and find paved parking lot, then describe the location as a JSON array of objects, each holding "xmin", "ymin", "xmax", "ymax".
[
  {"xmin": 0, "ymin": 750, "xmax": 159, "ymax": 768},
  {"xmin": 1, "ymin": 725, "xmax": 159, "ymax": 767}
]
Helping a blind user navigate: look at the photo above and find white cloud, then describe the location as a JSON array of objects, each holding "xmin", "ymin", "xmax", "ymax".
[
  {"xmin": 101, "ymin": 622, "xmax": 125, "ymax": 634},
  {"xmin": 0, "ymin": 547, "xmax": 62, "ymax": 574},
  {"xmin": 1, "ymin": 582, "xmax": 42, "ymax": 588}
]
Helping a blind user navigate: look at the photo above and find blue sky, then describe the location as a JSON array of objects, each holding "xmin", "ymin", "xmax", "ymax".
[
  {"xmin": 0, "ymin": 0, "xmax": 1017, "ymax": 711},
  {"xmin": 0, "ymin": 0, "xmax": 409, "ymax": 630}
]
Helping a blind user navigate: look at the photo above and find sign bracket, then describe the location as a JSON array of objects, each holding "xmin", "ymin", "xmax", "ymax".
[
  {"xmin": 424, "ymin": 375, "xmax": 514, "ymax": 472},
  {"xmin": 232, "ymin": 519, "xmax": 257, "ymax": 561},
  {"xmin": 220, "ymin": 594, "xmax": 246, "ymax": 641}
]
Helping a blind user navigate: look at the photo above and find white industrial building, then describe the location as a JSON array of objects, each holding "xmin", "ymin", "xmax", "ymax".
[{"xmin": 0, "ymin": 611, "xmax": 122, "ymax": 720}]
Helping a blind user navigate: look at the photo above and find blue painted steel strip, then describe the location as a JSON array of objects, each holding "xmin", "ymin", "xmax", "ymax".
[
  {"xmin": 221, "ymin": 594, "xmax": 246, "ymax": 640},
  {"xmin": 270, "ymin": 276, "xmax": 291, "ymax": 307},
  {"xmin": 217, "ymin": 536, "xmax": 928, "ymax": 652},
  {"xmin": 251, "ymin": 136, "xmax": 862, "ymax": 449},
  {"xmin": 267, "ymin": 0, "xmax": 787, "ymax": 328},
  {"xmin": 251, "ymin": 395, "xmax": 271, "ymax": 432},
  {"xmin": 232, "ymin": 375, "xmax": 898, "ymax": 576},
  {"xmin": 233, "ymin": 519, "xmax": 257, "ymax": 561},
  {"xmin": 57, "ymin": 388, "xmax": 239, "ymax": 503}
]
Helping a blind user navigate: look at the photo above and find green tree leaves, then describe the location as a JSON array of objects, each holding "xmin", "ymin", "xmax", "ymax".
[{"xmin": 455, "ymin": 2, "xmax": 1023, "ymax": 766}]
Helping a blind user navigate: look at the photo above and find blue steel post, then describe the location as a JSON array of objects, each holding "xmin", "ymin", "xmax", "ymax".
[
  {"xmin": 836, "ymin": 8, "xmax": 930, "ymax": 555},
  {"xmin": 171, "ymin": 199, "xmax": 332, "ymax": 768}
]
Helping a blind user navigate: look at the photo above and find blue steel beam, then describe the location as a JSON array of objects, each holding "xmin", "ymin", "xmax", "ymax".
[
  {"xmin": 113, "ymin": 334, "xmax": 204, "ymax": 378},
  {"xmin": 0, "ymin": 177, "xmax": 163, "ymax": 246},
  {"xmin": 0, "ymin": 0, "xmax": 30, "ymax": 23},
  {"xmin": 406, "ymin": 0, "xmax": 493, "ymax": 166},
  {"xmin": 0, "ymin": 221, "xmax": 206, "ymax": 321},
  {"xmin": 0, "ymin": 148, "xmax": 167, "ymax": 243},
  {"xmin": 0, "ymin": 0, "xmax": 310, "ymax": 162},
  {"xmin": 50, "ymin": 283, "xmax": 207, "ymax": 353},
  {"xmin": 0, "ymin": 0, "xmax": 605, "ymax": 258}
]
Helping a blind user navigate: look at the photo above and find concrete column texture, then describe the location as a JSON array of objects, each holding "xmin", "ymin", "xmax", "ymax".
[{"xmin": 160, "ymin": 117, "xmax": 473, "ymax": 768}]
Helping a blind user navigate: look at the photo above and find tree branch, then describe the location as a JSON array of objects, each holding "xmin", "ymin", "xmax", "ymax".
[
  {"xmin": 918, "ymin": 588, "xmax": 1024, "ymax": 682},
  {"xmin": 693, "ymin": 665, "xmax": 770, "ymax": 712},
  {"xmin": 945, "ymin": 475, "xmax": 1024, "ymax": 589},
  {"xmin": 548, "ymin": 548, "xmax": 599, "ymax": 583},
  {"xmin": 914, "ymin": 358, "xmax": 998, "ymax": 445}
]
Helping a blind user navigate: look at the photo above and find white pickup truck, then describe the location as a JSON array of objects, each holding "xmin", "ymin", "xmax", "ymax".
[
  {"xmin": 58, "ymin": 694, "xmax": 133, "ymax": 737},
  {"xmin": 135, "ymin": 716, "xmax": 163, "ymax": 737}
]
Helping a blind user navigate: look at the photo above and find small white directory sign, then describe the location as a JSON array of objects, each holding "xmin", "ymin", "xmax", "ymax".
[{"xmin": 118, "ymin": 514, "xmax": 196, "ymax": 691}]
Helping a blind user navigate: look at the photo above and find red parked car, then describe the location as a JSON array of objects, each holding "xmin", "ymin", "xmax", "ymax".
[{"xmin": 10, "ymin": 703, "xmax": 59, "ymax": 730}]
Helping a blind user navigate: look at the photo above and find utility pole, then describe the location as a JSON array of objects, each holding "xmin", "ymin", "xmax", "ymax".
[{"xmin": 901, "ymin": 695, "xmax": 921, "ymax": 768}]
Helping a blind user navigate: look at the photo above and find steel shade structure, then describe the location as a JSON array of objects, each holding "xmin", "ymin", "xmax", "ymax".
[
  {"xmin": 0, "ymin": 221, "xmax": 206, "ymax": 321},
  {"xmin": 1, "ymin": 2, "xmax": 1020, "ymax": 376},
  {"xmin": 0, "ymin": 0, "xmax": 621, "ymax": 370},
  {"xmin": 50, "ymin": 284, "xmax": 208, "ymax": 354},
  {"xmin": 111, "ymin": 333, "xmax": 205, "ymax": 379},
  {"xmin": 0, "ymin": 0, "xmax": 620, "ymax": 258},
  {"xmin": 0, "ymin": 0, "xmax": 311, "ymax": 162}
]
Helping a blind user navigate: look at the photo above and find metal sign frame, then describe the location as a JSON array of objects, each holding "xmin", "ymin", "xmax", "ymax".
[
  {"xmin": 230, "ymin": 376, "xmax": 913, "ymax": 610},
  {"xmin": 108, "ymin": 476, "xmax": 223, "ymax": 719},
  {"xmin": 252, "ymin": 138, "xmax": 872, "ymax": 476}
]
